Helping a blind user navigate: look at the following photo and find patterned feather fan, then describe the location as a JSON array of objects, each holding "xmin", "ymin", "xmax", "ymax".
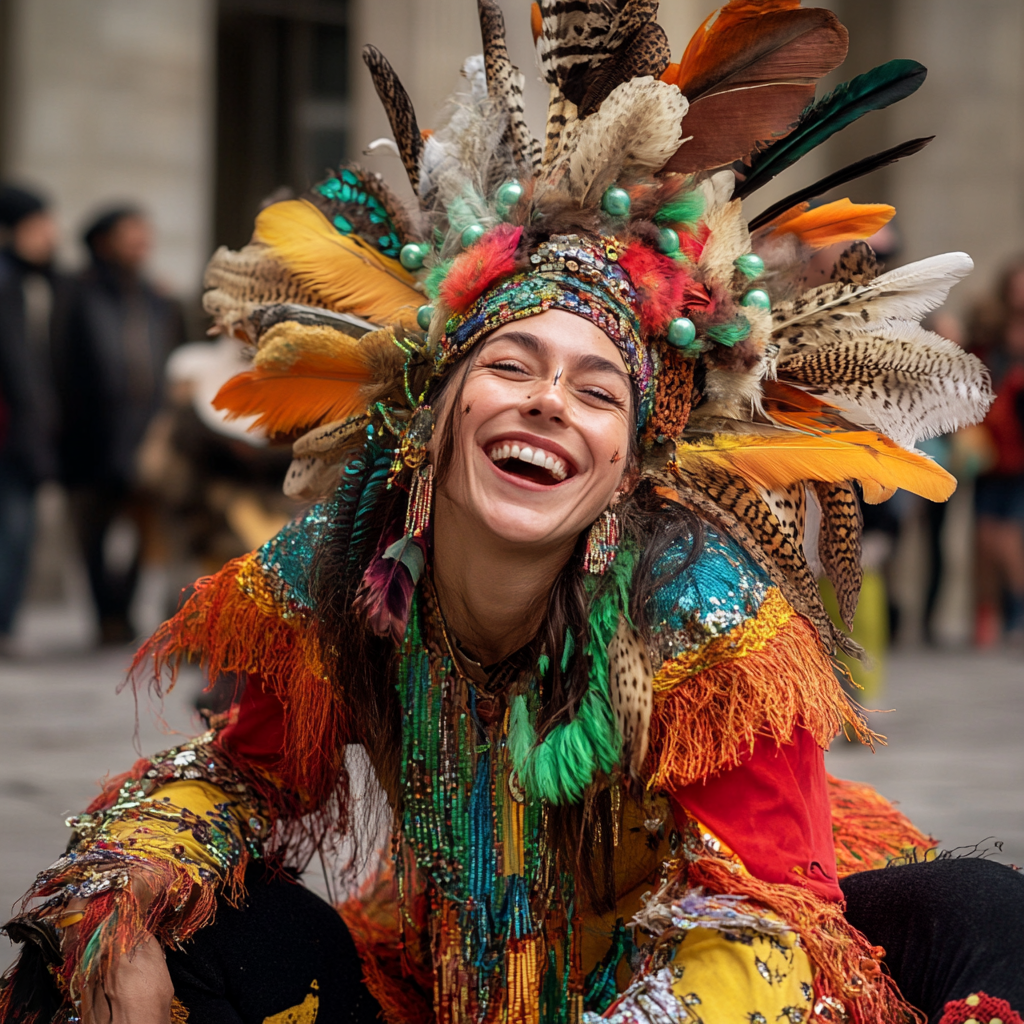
[
  {"xmin": 362, "ymin": 45, "xmax": 424, "ymax": 196},
  {"xmin": 253, "ymin": 200, "xmax": 422, "ymax": 328},
  {"xmin": 776, "ymin": 321, "xmax": 993, "ymax": 448},
  {"xmin": 662, "ymin": 0, "xmax": 848, "ymax": 173}
]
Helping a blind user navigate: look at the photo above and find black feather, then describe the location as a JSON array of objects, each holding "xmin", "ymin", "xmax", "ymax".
[
  {"xmin": 734, "ymin": 59, "xmax": 928, "ymax": 199},
  {"xmin": 748, "ymin": 136, "xmax": 934, "ymax": 231}
]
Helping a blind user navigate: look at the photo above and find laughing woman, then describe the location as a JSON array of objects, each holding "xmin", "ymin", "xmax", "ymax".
[{"xmin": 4, "ymin": 3, "xmax": 1023, "ymax": 1024}]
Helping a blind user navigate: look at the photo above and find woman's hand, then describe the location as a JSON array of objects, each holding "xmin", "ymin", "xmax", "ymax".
[
  {"xmin": 79, "ymin": 932, "xmax": 174, "ymax": 1024},
  {"xmin": 60, "ymin": 895, "xmax": 175, "ymax": 1024}
]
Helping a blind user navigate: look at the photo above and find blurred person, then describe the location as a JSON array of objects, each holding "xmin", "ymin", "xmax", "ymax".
[
  {"xmin": 55, "ymin": 207, "xmax": 185, "ymax": 644},
  {"xmin": 0, "ymin": 185, "xmax": 62, "ymax": 652},
  {"xmin": 968, "ymin": 257, "xmax": 1024, "ymax": 645}
]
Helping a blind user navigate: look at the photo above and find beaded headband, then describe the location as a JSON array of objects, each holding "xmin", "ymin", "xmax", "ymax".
[{"xmin": 438, "ymin": 234, "xmax": 657, "ymax": 427}]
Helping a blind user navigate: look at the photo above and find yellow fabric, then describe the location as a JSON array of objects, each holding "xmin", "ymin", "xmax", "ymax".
[
  {"xmin": 820, "ymin": 570, "xmax": 888, "ymax": 702},
  {"xmin": 101, "ymin": 780, "xmax": 240, "ymax": 882},
  {"xmin": 651, "ymin": 587, "xmax": 794, "ymax": 690},
  {"xmin": 668, "ymin": 923, "xmax": 814, "ymax": 1023},
  {"xmin": 263, "ymin": 982, "xmax": 320, "ymax": 1023}
]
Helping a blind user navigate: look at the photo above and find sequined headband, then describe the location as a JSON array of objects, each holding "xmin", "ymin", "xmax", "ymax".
[{"xmin": 438, "ymin": 235, "xmax": 657, "ymax": 426}]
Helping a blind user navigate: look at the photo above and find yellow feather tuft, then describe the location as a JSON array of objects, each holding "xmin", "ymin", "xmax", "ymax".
[
  {"xmin": 674, "ymin": 430, "xmax": 955, "ymax": 504},
  {"xmin": 766, "ymin": 198, "xmax": 895, "ymax": 250},
  {"xmin": 253, "ymin": 200, "xmax": 422, "ymax": 328}
]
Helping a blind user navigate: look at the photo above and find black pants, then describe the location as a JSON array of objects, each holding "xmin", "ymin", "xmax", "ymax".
[
  {"xmin": 167, "ymin": 859, "xmax": 1024, "ymax": 1023},
  {"xmin": 164, "ymin": 869, "xmax": 382, "ymax": 1024}
]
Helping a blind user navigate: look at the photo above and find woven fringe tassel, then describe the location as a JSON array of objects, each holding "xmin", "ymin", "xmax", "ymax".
[
  {"xmin": 404, "ymin": 463, "xmax": 434, "ymax": 538},
  {"xmin": 583, "ymin": 509, "xmax": 620, "ymax": 575},
  {"xmin": 645, "ymin": 610, "xmax": 875, "ymax": 790}
]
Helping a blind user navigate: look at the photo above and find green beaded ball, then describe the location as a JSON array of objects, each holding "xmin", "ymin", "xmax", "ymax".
[
  {"xmin": 601, "ymin": 186, "xmax": 631, "ymax": 218},
  {"xmin": 399, "ymin": 242, "xmax": 429, "ymax": 270},
  {"xmin": 734, "ymin": 253, "xmax": 765, "ymax": 279},
  {"xmin": 740, "ymin": 288, "xmax": 771, "ymax": 310},
  {"xmin": 658, "ymin": 227, "xmax": 680, "ymax": 255},
  {"xmin": 461, "ymin": 223, "xmax": 486, "ymax": 247},
  {"xmin": 667, "ymin": 317, "xmax": 698, "ymax": 352},
  {"xmin": 416, "ymin": 305, "xmax": 434, "ymax": 331},
  {"xmin": 495, "ymin": 180, "xmax": 524, "ymax": 212}
]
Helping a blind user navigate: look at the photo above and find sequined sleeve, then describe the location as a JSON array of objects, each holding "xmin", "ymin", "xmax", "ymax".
[{"xmin": 642, "ymin": 528, "xmax": 867, "ymax": 791}]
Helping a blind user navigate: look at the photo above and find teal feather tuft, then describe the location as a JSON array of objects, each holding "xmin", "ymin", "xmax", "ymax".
[
  {"xmin": 707, "ymin": 318, "xmax": 752, "ymax": 348},
  {"xmin": 735, "ymin": 59, "xmax": 927, "ymax": 199},
  {"xmin": 345, "ymin": 445, "xmax": 394, "ymax": 576},
  {"xmin": 425, "ymin": 259, "xmax": 454, "ymax": 301},
  {"xmin": 654, "ymin": 192, "xmax": 705, "ymax": 233},
  {"xmin": 560, "ymin": 627, "xmax": 575, "ymax": 672}
]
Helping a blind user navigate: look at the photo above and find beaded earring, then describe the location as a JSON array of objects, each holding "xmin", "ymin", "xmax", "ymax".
[{"xmin": 583, "ymin": 508, "xmax": 620, "ymax": 574}]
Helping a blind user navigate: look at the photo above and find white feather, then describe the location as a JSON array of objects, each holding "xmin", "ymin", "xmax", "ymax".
[
  {"xmin": 777, "ymin": 319, "xmax": 994, "ymax": 446},
  {"xmin": 773, "ymin": 252, "xmax": 974, "ymax": 343},
  {"xmin": 560, "ymin": 77, "xmax": 687, "ymax": 204}
]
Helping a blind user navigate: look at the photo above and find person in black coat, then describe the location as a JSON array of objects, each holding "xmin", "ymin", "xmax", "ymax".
[
  {"xmin": 0, "ymin": 185, "xmax": 62, "ymax": 649},
  {"xmin": 56, "ymin": 207, "xmax": 184, "ymax": 644}
]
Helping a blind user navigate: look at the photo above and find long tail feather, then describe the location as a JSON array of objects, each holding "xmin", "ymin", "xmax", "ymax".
[
  {"xmin": 748, "ymin": 136, "xmax": 933, "ymax": 231},
  {"xmin": 362, "ymin": 45, "xmax": 424, "ymax": 197},
  {"xmin": 734, "ymin": 59, "xmax": 927, "ymax": 198}
]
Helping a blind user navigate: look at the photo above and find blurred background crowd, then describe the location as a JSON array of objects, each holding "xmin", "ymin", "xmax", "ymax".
[
  {"xmin": 0, "ymin": 0, "xmax": 1020, "ymax": 668},
  {"xmin": 0, "ymin": 1, "xmax": 1021, "ymax": 943}
]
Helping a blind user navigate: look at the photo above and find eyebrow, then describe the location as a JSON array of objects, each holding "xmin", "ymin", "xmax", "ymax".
[{"xmin": 484, "ymin": 330, "xmax": 630, "ymax": 382}]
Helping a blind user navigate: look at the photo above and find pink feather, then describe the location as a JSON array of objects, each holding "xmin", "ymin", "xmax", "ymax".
[{"xmin": 440, "ymin": 224, "xmax": 523, "ymax": 313}]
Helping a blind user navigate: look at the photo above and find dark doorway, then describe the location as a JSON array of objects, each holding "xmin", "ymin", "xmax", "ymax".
[{"xmin": 214, "ymin": 0, "xmax": 351, "ymax": 251}]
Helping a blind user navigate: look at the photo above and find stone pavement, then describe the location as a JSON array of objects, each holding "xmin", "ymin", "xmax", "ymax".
[{"xmin": 0, "ymin": 643, "xmax": 1020, "ymax": 975}]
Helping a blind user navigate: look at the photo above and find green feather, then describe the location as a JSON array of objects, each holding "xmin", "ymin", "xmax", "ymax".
[
  {"xmin": 424, "ymin": 258, "xmax": 454, "ymax": 301},
  {"xmin": 654, "ymin": 191, "xmax": 705, "ymax": 232},
  {"xmin": 707, "ymin": 318, "xmax": 751, "ymax": 348},
  {"xmin": 560, "ymin": 627, "xmax": 575, "ymax": 672},
  {"xmin": 735, "ymin": 59, "xmax": 927, "ymax": 199}
]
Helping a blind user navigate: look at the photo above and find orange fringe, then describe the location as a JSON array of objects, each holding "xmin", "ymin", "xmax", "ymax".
[
  {"xmin": 130, "ymin": 554, "xmax": 349, "ymax": 814},
  {"xmin": 683, "ymin": 853, "xmax": 925, "ymax": 1024},
  {"xmin": 646, "ymin": 608, "xmax": 874, "ymax": 790},
  {"xmin": 828, "ymin": 774, "xmax": 937, "ymax": 877},
  {"xmin": 338, "ymin": 867, "xmax": 434, "ymax": 1024}
]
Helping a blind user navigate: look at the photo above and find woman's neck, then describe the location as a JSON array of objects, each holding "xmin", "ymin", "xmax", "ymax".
[{"xmin": 432, "ymin": 497, "xmax": 574, "ymax": 666}]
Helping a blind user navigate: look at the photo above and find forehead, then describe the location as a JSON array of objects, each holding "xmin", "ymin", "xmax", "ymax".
[{"xmin": 486, "ymin": 309, "xmax": 628, "ymax": 372}]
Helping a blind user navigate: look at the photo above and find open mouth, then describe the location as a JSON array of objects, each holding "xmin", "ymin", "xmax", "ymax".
[{"xmin": 487, "ymin": 442, "xmax": 572, "ymax": 486}]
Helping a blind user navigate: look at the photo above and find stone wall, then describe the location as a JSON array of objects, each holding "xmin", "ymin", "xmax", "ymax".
[{"xmin": 3, "ymin": 0, "xmax": 215, "ymax": 296}]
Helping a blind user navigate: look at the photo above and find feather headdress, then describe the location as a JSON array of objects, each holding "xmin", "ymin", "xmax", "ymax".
[{"xmin": 203, "ymin": 0, "xmax": 992, "ymax": 753}]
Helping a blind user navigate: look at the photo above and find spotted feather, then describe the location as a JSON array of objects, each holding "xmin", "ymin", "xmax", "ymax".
[
  {"xmin": 608, "ymin": 614, "xmax": 653, "ymax": 780},
  {"xmin": 813, "ymin": 480, "xmax": 863, "ymax": 630},
  {"xmin": 362, "ymin": 45, "xmax": 424, "ymax": 196}
]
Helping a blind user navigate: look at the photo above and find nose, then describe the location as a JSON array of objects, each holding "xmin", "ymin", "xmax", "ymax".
[{"xmin": 519, "ymin": 378, "xmax": 567, "ymax": 424}]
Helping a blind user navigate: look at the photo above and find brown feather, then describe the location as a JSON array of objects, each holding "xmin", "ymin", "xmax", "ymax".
[
  {"xmin": 662, "ymin": 5, "xmax": 848, "ymax": 173},
  {"xmin": 608, "ymin": 615, "xmax": 653, "ymax": 781},
  {"xmin": 362, "ymin": 45, "xmax": 424, "ymax": 196},
  {"xmin": 813, "ymin": 480, "xmax": 863, "ymax": 631}
]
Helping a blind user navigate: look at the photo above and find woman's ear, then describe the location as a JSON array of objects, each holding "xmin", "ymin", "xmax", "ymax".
[{"xmin": 612, "ymin": 468, "xmax": 640, "ymax": 504}]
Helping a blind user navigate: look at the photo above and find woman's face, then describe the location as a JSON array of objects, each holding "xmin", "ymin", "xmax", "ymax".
[{"xmin": 434, "ymin": 309, "xmax": 634, "ymax": 551}]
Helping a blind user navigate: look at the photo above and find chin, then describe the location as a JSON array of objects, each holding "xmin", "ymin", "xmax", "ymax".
[{"xmin": 476, "ymin": 496, "xmax": 582, "ymax": 548}]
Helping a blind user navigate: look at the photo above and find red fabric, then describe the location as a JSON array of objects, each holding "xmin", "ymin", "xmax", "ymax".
[
  {"xmin": 215, "ymin": 674, "xmax": 287, "ymax": 770},
  {"xmin": 939, "ymin": 992, "xmax": 1022, "ymax": 1024},
  {"xmin": 985, "ymin": 363, "xmax": 1024, "ymax": 474},
  {"xmin": 670, "ymin": 726, "xmax": 843, "ymax": 901}
]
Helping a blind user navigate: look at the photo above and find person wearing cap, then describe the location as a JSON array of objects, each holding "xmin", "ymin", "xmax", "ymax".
[
  {"xmin": 55, "ymin": 207, "xmax": 184, "ymax": 645},
  {"xmin": 0, "ymin": 184, "xmax": 62, "ymax": 652}
]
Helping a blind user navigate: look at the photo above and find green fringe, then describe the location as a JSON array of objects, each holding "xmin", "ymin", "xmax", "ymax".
[{"xmin": 509, "ymin": 547, "xmax": 634, "ymax": 804}]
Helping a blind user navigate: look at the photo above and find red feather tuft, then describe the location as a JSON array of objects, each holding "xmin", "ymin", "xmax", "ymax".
[
  {"xmin": 618, "ymin": 244, "xmax": 689, "ymax": 334},
  {"xmin": 439, "ymin": 224, "xmax": 523, "ymax": 314}
]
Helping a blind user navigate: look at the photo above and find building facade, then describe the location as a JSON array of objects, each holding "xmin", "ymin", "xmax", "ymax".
[{"xmin": 0, "ymin": 0, "xmax": 1020, "ymax": 312}]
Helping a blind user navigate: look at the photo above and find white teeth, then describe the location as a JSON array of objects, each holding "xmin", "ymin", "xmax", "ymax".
[{"xmin": 487, "ymin": 442, "xmax": 570, "ymax": 482}]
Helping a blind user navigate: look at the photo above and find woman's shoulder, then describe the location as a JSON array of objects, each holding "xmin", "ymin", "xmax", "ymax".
[
  {"xmin": 240, "ymin": 500, "xmax": 337, "ymax": 619},
  {"xmin": 645, "ymin": 526, "xmax": 775, "ymax": 656}
]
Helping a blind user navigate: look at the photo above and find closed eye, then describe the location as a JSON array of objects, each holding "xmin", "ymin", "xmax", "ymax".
[{"xmin": 487, "ymin": 360, "xmax": 530, "ymax": 375}]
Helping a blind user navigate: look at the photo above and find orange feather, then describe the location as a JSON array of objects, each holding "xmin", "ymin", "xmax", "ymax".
[
  {"xmin": 674, "ymin": 430, "xmax": 955, "ymax": 504},
  {"xmin": 764, "ymin": 198, "xmax": 895, "ymax": 249},
  {"xmin": 254, "ymin": 200, "xmax": 422, "ymax": 328},
  {"xmin": 662, "ymin": 1, "xmax": 848, "ymax": 173},
  {"xmin": 213, "ymin": 322, "xmax": 373, "ymax": 437},
  {"xmin": 531, "ymin": 2, "xmax": 542, "ymax": 45},
  {"xmin": 761, "ymin": 379, "xmax": 865, "ymax": 434}
]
